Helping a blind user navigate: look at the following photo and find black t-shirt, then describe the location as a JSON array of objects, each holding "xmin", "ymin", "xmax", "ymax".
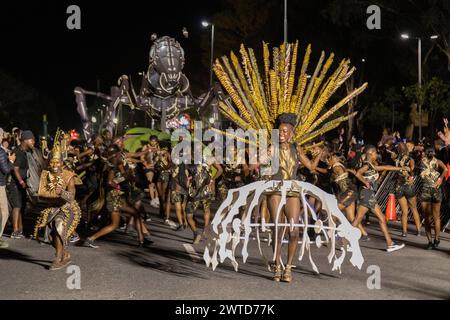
[
  {"xmin": 437, "ymin": 146, "xmax": 450, "ymax": 165},
  {"xmin": 13, "ymin": 147, "xmax": 29, "ymax": 180}
]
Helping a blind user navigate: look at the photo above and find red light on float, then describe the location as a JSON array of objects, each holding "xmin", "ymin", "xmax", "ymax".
[{"xmin": 70, "ymin": 130, "xmax": 80, "ymax": 141}]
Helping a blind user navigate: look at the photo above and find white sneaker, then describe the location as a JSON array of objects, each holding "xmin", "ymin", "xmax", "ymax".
[
  {"xmin": 386, "ymin": 243, "xmax": 405, "ymax": 253},
  {"xmin": 150, "ymin": 198, "xmax": 160, "ymax": 208},
  {"xmin": 165, "ymin": 219, "xmax": 177, "ymax": 229}
]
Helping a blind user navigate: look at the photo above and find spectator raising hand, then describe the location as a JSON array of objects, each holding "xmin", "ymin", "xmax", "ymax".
[{"xmin": 437, "ymin": 118, "xmax": 450, "ymax": 146}]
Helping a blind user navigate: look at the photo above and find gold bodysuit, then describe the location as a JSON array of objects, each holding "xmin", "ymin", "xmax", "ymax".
[
  {"xmin": 265, "ymin": 144, "xmax": 300, "ymax": 197},
  {"xmin": 277, "ymin": 145, "xmax": 299, "ymax": 180}
]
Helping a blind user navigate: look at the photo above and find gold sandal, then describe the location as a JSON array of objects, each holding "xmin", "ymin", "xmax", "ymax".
[
  {"xmin": 273, "ymin": 265, "xmax": 282, "ymax": 282},
  {"xmin": 60, "ymin": 251, "xmax": 71, "ymax": 264},
  {"xmin": 281, "ymin": 264, "xmax": 293, "ymax": 283}
]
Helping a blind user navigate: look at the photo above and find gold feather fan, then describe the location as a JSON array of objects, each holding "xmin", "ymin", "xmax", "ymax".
[{"xmin": 213, "ymin": 41, "xmax": 368, "ymax": 145}]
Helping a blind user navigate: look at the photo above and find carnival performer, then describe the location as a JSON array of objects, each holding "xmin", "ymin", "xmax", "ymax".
[
  {"xmin": 185, "ymin": 145, "xmax": 223, "ymax": 243},
  {"xmin": 392, "ymin": 143, "xmax": 422, "ymax": 237},
  {"xmin": 185, "ymin": 162, "xmax": 212, "ymax": 244},
  {"xmin": 419, "ymin": 147, "xmax": 447, "ymax": 249},
  {"xmin": 206, "ymin": 40, "xmax": 368, "ymax": 280},
  {"xmin": 263, "ymin": 113, "xmax": 323, "ymax": 282},
  {"xmin": 141, "ymin": 135, "xmax": 160, "ymax": 208},
  {"xmin": 217, "ymin": 156, "xmax": 249, "ymax": 201},
  {"xmin": 154, "ymin": 143, "xmax": 171, "ymax": 220},
  {"xmin": 76, "ymin": 134, "xmax": 106, "ymax": 228},
  {"xmin": 170, "ymin": 159, "xmax": 188, "ymax": 230},
  {"xmin": 326, "ymin": 152, "xmax": 368, "ymax": 239},
  {"xmin": 34, "ymin": 135, "xmax": 82, "ymax": 270},
  {"xmin": 85, "ymin": 145, "xmax": 148, "ymax": 248},
  {"xmin": 352, "ymin": 145, "xmax": 407, "ymax": 252}
]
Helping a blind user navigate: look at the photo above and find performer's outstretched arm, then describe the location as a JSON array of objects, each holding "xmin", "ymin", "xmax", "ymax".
[
  {"xmin": 374, "ymin": 164, "xmax": 409, "ymax": 172},
  {"xmin": 297, "ymin": 146, "xmax": 323, "ymax": 172}
]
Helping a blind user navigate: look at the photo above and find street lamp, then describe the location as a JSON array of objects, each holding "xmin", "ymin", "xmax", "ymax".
[
  {"xmin": 400, "ymin": 33, "xmax": 440, "ymax": 140},
  {"xmin": 400, "ymin": 33, "xmax": 410, "ymax": 39},
  {"xmin": 284, "ymin": 0, "xmax": 288, "ymax": 43},
  {"xmin": 201, "ymin": 21, "xmax": 215, "ymax": 87},
  {"xmin": 401, "ymin": 33, "xmax": 422, "ymax": 140},
  {"xmin": 202, "ymin": 20, "xmax": 219, "ymax": 127}
]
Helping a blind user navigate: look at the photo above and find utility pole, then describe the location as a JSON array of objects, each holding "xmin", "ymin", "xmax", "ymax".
[
  {"xmin": 418, "ymin": 37, "xmax": 422, "ymax": 141},
  {"xmin": 43, "ymin": 114, "xmax": 48, "ymax": 138},
  {"xmin": 284, "ymin": 0, "xmax": 288, "ymax": 43}
]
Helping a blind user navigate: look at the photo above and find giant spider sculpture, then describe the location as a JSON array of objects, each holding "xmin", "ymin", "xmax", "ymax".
[{"xmin": 75, "ymin": 33, "xmax": 220, "ymax": 143}]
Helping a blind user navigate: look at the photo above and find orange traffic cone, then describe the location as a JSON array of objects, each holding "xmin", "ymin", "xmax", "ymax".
[{"xmin": 385, "ymin": 193, "xmax": 397, "ymax": 221}]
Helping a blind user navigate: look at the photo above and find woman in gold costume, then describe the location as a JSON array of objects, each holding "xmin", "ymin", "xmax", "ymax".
[
  {"xmin": 212, "ymin": 40, "xmax": 368, "ymax": 283},
  {"xmin": 265, "ymin": 113, "xmax": 322, "ymax": 282}
]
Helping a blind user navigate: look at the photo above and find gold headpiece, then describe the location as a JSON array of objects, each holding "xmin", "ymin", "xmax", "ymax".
[
  {"xmin": 213, "ymin": 41, "xmax": 368, "ymax": 145},
  {"xmin": 43, "ymin": 129, "xmax": 68, "ymax": 161}
]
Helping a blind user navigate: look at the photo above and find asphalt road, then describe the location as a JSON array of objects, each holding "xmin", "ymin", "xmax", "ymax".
[{"xmin": 1, "ymin": 203, "xmax": 449, "ymax": 300}]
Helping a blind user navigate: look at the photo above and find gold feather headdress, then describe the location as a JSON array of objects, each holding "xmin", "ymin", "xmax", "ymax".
[
  {"xmin": 42, "ymin": 129, "xmax": 69, "ymax": 161},
  {"xmin": 213, "ymin": 41, "xmax": 368, "ymax": 145}
]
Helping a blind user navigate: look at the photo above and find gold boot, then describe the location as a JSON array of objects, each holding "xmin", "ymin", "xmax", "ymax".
[
  {"xmin": 273, "ymin": 265, "xmax": 282, "ymax": 282},
  {"xmin": 281, "ymin": 264, "xmax": 293, "ymax": 283}
]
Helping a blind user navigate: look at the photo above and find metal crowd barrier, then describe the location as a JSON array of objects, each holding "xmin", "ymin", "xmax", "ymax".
[{"xmin": 375, "ymin": 171, "xmax": 450, "ymax": 232}]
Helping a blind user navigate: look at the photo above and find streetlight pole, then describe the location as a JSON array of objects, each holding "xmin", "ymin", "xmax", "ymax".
[
  {"xmin": 418, "ymin": 37, "xmax": 422, "ymax": 141},
  {"xmin": 209, "ymin": 24, "xmax": 218, "ymax": 127},
  {"xmin": 400, "ymin": 33, "xmax": 437, "ymax": 141},
  {"xmin": 284, "ymin": 0, "xmax": 288, "ymax": 43},
  {"xmin": 203, "ymin": 20, "xmax": 219, "ymax": 127},
  {"xmin": 210, "ymin": 24, "xmax": 215, "ymax": 87}
]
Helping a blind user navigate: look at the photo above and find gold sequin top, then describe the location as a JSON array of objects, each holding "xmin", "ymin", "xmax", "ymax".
[{"xmin": 273, "ymin": 144, "xmax": 298, "ymax": 180}]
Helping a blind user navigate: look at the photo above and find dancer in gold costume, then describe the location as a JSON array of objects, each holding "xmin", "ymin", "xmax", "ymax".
[
  {"xmin": 210, "ymin": 40, "xmax": 368, "ymax": 283},
  {"xmin": 34, "ymin": 131, "xmax": 82, "ymax": 270}
]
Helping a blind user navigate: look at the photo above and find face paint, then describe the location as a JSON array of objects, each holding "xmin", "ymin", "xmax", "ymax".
[{"xmin": 49, "ymin": 159, "xmax": 62, "ymax": 173}]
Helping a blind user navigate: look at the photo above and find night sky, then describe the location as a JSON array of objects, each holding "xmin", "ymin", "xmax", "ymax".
[
  {"xmin": 0, "ymin": 0, "xmax": 216, "ymax": 131},
  {"xmin": 1, "ymin": 0, "xmax": 447, "ymax": 137}
]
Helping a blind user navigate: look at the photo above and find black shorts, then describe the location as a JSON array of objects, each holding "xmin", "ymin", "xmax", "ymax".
[
  {"xmin": 186, "ymin": 199, "xmax": 210, "ymax": 215},
  {"xmin": 157, "ymin": 171, "xmax": 170, "ymax": 183},
  {"xmin": 129, "ymin": 188, "xmax": 145, "ymax": 202},
  {"xmin": 358, "ymin": 188, "xmax": 377, "ymax": 210},
  {"xmin": 337, "ymin": 189, "xmax": 358, "ymax": 208},
  {"xmin": 171, "ymin": 191, "xmax": 187, "ymax": 205},
  {"xmin": 395, "ymin": 184, "xmax": 415, "ymax": 199},
  {"xmin": 420, "ymin": 186, "xmax": 442, "ymax": 203},
  {"xmin": 6, "ymin": 178, "xmax": 25, "ymax": 209},
  {"xmin": 106, "ymin": 190, "xmax": 125, "ymax": 212}
]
